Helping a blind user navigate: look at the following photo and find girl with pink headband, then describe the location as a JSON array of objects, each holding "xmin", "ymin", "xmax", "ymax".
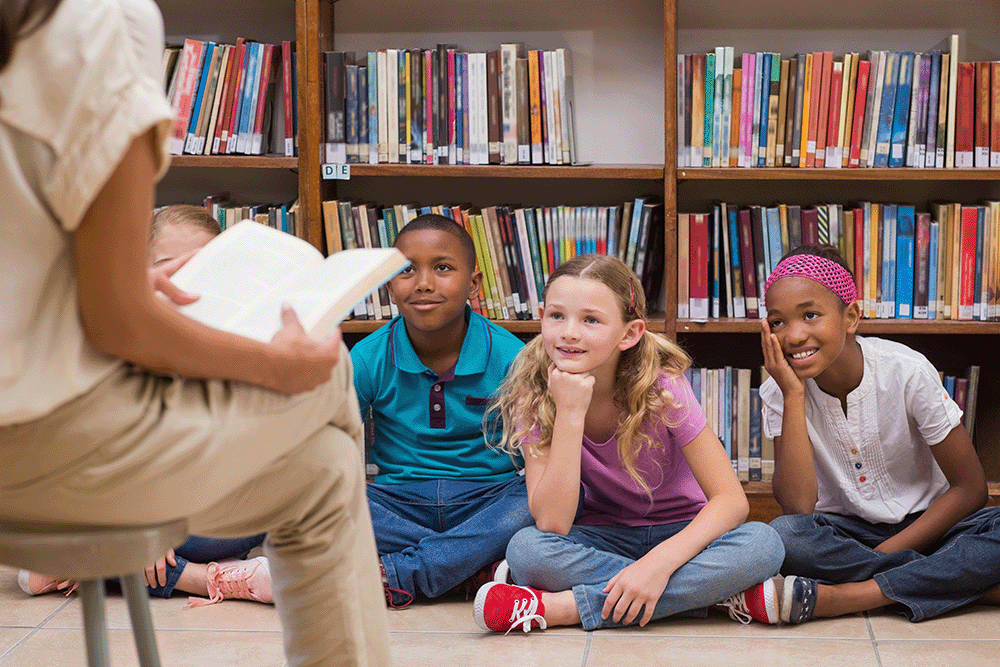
[{"xmin": 759, "ymin": 243, "xmax": 1000, "ymax": 624}]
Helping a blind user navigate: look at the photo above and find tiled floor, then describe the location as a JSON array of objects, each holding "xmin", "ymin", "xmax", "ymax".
[{"xmin": 1, "ymin": 564, "xmax": 997, "ymax": 666}]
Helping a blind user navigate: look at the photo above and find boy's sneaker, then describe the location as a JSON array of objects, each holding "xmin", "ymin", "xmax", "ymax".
[
  {"xmin": 718, "ymin": 577, "xmax": 780, "ymax": 624},
  {"xmin": 185, "ymin": 556, "xmax": 273, "ymax": 608},
  {"xmin": 447, "ymin": 560, "xmax": 507, "ymax": 600},
  {"xmin": 779, "ymin": 575, "xmax": 818, "ymax": 624},
  {"xmin": 492, "ymin": 559, "xmax": 512, "ymax": 584},
  {"xmin": 473, "ymin": 582, "xmax": 547, "ymax": 633}
]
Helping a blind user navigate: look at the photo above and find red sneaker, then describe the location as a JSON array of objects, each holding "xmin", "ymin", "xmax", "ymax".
[
  {"xmin": 473, "ymin": 582, "xmax": 547, "ymax": 633},
  {"xmin": 718, "ymin": 577, "xmax": 780, "ymax": 624}
]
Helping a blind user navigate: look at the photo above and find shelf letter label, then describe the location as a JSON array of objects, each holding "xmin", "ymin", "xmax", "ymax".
[{"xmin": 322, "ymin": 164, "xmax": 351, "ymax": 180}]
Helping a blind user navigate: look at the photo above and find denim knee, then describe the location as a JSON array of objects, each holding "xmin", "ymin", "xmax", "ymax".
[
  {"xmin": 739, "ymin": 521, "xmax": 786, "ymax": 575},
  {"xmin": 505, "ymin": 526, "xmax": 557, "ymax": 582}
]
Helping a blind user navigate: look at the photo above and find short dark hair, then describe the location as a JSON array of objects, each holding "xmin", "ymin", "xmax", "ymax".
[
  {"xmin": 395, "ymin": 213, "xmax": 477, "ymax": 270},
  {"xmin": 782, "ymin": 243, "xmax": 853, "ymax": 275}
]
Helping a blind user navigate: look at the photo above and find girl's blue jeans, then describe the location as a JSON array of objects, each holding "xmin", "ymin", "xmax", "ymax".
[
  {"xmin": 368, "ymin": 476, "xmax": 533, "ymax": 604},
  {"xmin": 506, "ymin": 520, "xmax": 784, "ymax": 630},
  {"xmin": 771, "ymin": 506, "xmax": 1000, "ymax": 621},
  {"xmin": 142, "ymin": 533, "xmax": 266, "ymax": 598}
]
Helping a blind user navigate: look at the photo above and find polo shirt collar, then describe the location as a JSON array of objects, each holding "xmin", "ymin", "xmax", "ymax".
[{"xmin": 389, "ymin": 305, "xmax": 492, "ymax": 376}]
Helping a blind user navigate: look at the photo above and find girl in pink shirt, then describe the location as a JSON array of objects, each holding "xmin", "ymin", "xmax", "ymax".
[{"xmin": 474, "ymin": 255, "xmax": 783, "ymax": 632}]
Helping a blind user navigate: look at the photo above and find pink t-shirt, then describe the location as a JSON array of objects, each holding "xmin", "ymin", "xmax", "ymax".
[{"xmin": 576, "ymin": 372, "xmax": 708, "ymax": 527}]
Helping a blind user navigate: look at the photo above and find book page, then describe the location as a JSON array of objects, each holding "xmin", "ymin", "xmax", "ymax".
[
  {"xmin": 232, "ymin": 247, "xmax": 409, "ymax": 341},
  {"xmin": 171, "ymin": 220, "xmax": 323, "ymax": 340}
]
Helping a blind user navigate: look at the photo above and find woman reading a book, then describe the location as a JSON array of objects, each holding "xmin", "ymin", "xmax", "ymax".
[{"xmin": 0, "ymin": 1, "xmax": 388, "ymax": 665}]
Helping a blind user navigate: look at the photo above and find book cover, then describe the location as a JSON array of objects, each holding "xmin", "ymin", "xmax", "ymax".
[
  {"xmin": 774, "ymin": 58, "xmax": 789, "ymax": 166},
  {"xmin": 943, "ymin": 34, "xmax": 959, "ymax": 168},
  {"xmin": 709, "ymin": 48, "xmax": 721, "ymax": 167},
  {"xmin": 739, "ymin": 52, "xmax": 753, "ymax": 167},
  {"xmin": 973, "ymin": 206, "xmax": 986, "ymax": 320},
  {"xmin": 800, "ymin": 52, "xmax": 815, "ymax": 167},
  {"xmin": 214, "ymin": 39, "xmax": 243, "ymax": 154},
  {"xmin": 344, "ymin": 64, "xmax": 359, "ymax": 163},
  {"xmin": 895, "ymin": 205, "xmax": 915, "ymax": 318},
  {"xmin": 749, "ymin": 386, "xmax": 763, "ymax": 482},
  {"xmin": 727, "ymin": 206, "xmax": 746, "ymax": 318},
  {"xmin": 399, "ymin": 49, "xmax": 410, "ymax": 163},
  {"xmin": 719, "ymin": 46, "xmax": 735, "ymax": 168},
  {"xmin": 964, "ymin": 365, "xmax": 980, "ymax": 439},
  {"xmin": 936, "ymin": 52, "xmax": 951, "ymax": 168},
  {"xmin": 237, "ymin": 42, "xmax": 264, "ymax": 155},
  {"xmin": 408, "ymin": 48, "xmax": 423, "ymax": 164},
  {"xmin": 368, "ymin": 51, "xmax": 379, "ymax": 164},
  {"xmin": 515, "ymin": 57, "xmax": 530, "ymax": 163},
  {"xmin": 281, "ymin": 41, "xmax": 295, "ymax": 157},
  {"xmin": 750, "ymin": 206, "xmax": 767, "ymax": 295},
  {"xmin": 171, "ymin": 221, "xmax": 407, "ymax": 340},
  {"xmin": 677, "ymin": 54, "xmax": 688, "ymax": 168},
  {"xmin": 486, "ymin": 50, "xmax": 502, "ymax": 164},
  {"xmin": 783, "ymin": 56, "xmax": 798, "ymax": 166},
  {"xmin": 792, "ymin": 52, "xmax": 806, "ymax": 166},
  {"xmin": 169, "ymin": 39, "xmax": 205, "ymax": 155},
  {"xmin": 756, "ymin": 52, "xmax": 770, "ymax": 167},
  {"xmin": 859, "ymin": 51, "xmax": 881, "ymax": 167},
  {"xmin": 199, "ymin": 43, "xmax": 229, "ymax": 155},
  {"xmin": 528, "ymin": 50, "xmax": 543, "ymax": 164},
  {"xmin": 888, "ymin": 52, "xmax": 914, "ymax": 167},
  {"xmin": 737, "ymin": 368, "xmax": 751, "ymax": 482},
  {"xmin": 357, "ymin": 65, "xmax": 368, "ymax": 164},
  {"xmin": 880, "ymin": 204, "xmax": 896, "ymax": 318},
  {"xmin": 324, "ymin": 50, "xmax": 346, "ymax": 164},
  {"xmin": 513, "ymin": 208, "xmax": 540, "ymax": 316},
  {"xmin": 250, "ymin": 43, "xmax": 275, "ymax": 156},
  {"xmin": 910, "ymin": 53, "xmax": 930, "ymax": 168},
  {"xmin": 928, "ymin": 220, "xmax": 940, "ymax": 317},
  {"xmin": 838, "ymin": 53, "xmax": 857, "ymax": 167},
  {"xmin": 729, "ymin": 68, "xmax": 742, "ymax": 167},
  {"xmin": 692, "ymin": 52, "xmax": 706, "ymax": 168},
  {"xmin": 765, "ymin": 206, "xmax": 783, "ymax": 275},
  {"xmin": 764, "ymin": 54, "xmax": 781, "ymax": 167}
]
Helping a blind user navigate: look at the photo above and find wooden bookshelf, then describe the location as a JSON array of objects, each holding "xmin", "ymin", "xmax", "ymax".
[
  {"xmin": 170, "ymin": 156, "xmax": 298, "ymax": 169},
  {"xmin": 667, "ymin": 0, "xmax": 1000, "ymax": 510}
]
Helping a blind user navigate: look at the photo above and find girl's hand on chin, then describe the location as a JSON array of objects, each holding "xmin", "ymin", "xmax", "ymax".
[{"xmin": 547, "ymin": 363, "xmax": 595, "ymax": 414}]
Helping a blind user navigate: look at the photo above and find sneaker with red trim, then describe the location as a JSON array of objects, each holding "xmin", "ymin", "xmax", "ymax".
[
  {"xmin": 185, "ymin": 556, "xmax": 273, "ymax": 608},
  {"xmin": 473, "ymin": 582, "xmax": 547, "ymax": 633},
  {"xmin": 718, "ymin": 577, "xmax": 780, "ymax": 624},
  {"xmin": 17, "ymin": 570, "xmax": 77, "ymax": 596}
]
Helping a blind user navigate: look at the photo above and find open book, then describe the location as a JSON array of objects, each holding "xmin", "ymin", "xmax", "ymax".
[{"xmin": 170, "ymin": 220, "xmax": 409, "ymax": 342}]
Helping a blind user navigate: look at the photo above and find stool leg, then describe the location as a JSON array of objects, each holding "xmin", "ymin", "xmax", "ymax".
[
  {"xmin": 121, "ymin": 572, "xmax": 162, "ymax": 667},
  {"xmin": 79, "ymin": 580, "xmax": 110, "ymax": 667}
]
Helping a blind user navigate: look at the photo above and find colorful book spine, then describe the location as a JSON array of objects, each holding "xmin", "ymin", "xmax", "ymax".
[
  {"xmin": 895, "ymin": 205, "xmax": 915, "ymax": 318},
  {"xmin": 889, "ymin": 52, "xmax": 914, "ymax": 167}
]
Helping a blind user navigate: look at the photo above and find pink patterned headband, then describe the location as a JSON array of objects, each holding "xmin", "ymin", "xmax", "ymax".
[{"xmin": 764, "ymin": 254, "xmax": 858, "ymax": 305}]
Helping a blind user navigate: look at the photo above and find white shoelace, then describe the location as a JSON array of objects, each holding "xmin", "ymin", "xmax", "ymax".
[
  {"xmin": 719, "ymin": 591, "xmax": 753, "ymax": 625},
  {"xmin": 505, "ymin": 595, "xmax": 548, "ymax": 634}
]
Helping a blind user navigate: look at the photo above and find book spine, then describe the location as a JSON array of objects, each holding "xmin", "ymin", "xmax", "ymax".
[
  {"xmin": 824, "ymin": 60, "xmax": 843, "ymax": 168},
  {"xmin": 689, "ymin": 213, "xmax": 710, "ymax": 320},
  {"xmin": 873, "ymin": 51, "xmax": 898, "ymax": 168},
  {"xmin": 281, "ymin": 41, "xmax": 295, "ymax": 157},
  {"xmin": 973, "ymin": 206, "xmax": 986, "ymax": 320},
  {"xmin": 528, "ymin": 50, "xmax": 543, "ymax": 165},
  {"xmin": 944, "ymin": 35, "xmax": 959, "ymax": 168},
  {"xmin": 958, "ymin": 206, "xmax": 977, "ymax": 320},
  {"xmin": 739, "ymin": 52, "xmax": 753, "ymax": 167},
  {"xmin": 749, "ymin": 387, "xmax": 763, "ymax": 482},
  {"xmin": 516, "ymin": 57, "xmax": 530, "ymax": 163},
  {"xmin": 250, "ymin": 43, "xmax": 274, "ymax": 155},
  {"xmin": 936, "ymin": 52, "xmax": 951, "ymax": 168},
  {"xmin": 447, "ymin": 48, "xmax": 456, "ymax": 164},
  {"xmin": 925, "ymin": 50, "xmax": 942, "ymax": 166},
  {"xmin": 500, "ymin": 43, "xmax": 520, "ymax": 165},
  {"xmin": 954, "ymin": 61, "xmax": 976, "ymax": 167},
  {"xmin": 737, "ymin": 208, "xmax": 758, "ymax": 317},
  {"xmin": 678, "ymin": 213, "xmax": 690, "ymax": 318},
  {"xmin": 727, "ymin": 207, "xmax": 746, "ymax": 318},
  {"xmin": 905, "ymin": 53, "xmax": 924, "ymax": 167},
  {"xmin": 486, "ymin": 50, "xmax": 502, "ymax": 164},
  {"xmin": 928, "ymin": 220, "xmax": 939, "ymax": 317},
  {"xmin": 992, "ymin": 62, "xmax": 1000, "ymax": 167},
  {"xmin": 170, "ymin": 39, "xmax": 205, "ymax": 155},
  {"xmin": 889, "ymin": 52, "xmax": 914, "ymax": 167},
  {"xmin": 704, "ymin": 51, "xmax": 716, "ymax": 167},
  {"xmin": 896, "ymin": 205, "xmax": 915, "ymax": 318}
]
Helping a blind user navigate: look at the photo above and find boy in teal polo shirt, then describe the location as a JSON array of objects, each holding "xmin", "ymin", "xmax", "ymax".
[{"xmin": 351, "ymin": 214, "xmax": 531, "ymax": 607}]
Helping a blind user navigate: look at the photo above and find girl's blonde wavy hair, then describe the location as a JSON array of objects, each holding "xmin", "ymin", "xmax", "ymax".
[{"xmin": 488, "ymin": 254, "xmax": 691, "ymax": 498}]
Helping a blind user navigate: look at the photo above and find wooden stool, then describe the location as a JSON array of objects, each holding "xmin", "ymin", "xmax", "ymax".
[{"xmin": 0, "ymin": 519, "xmax": 188, "ymax": 667}]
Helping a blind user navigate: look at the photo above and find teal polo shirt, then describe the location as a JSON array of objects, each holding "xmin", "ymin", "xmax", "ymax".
[{"xmin": 351, "ymin": 306, "xmax": 525, "ymax": 485}]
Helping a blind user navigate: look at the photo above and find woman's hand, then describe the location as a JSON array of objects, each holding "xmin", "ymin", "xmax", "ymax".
[
  {"xmin": 143, "ymin": 548, "xmax": 177, "ymax": 589},
  {"xmin": 601, "ymin": 556, "xmax": 673, "ymax": 627},
  {"xmin": 761, "ymin": 318, "xmax": 804, "ymax": 396},
  {"xmin": 546, "ymin": 363, "xmax": 595, "ymax": 416},
  {"xmin": 149, "ymin": 249, "xmax": 199, "ymax": 306},
  {"xmin": 266, "ymin": 305, "xmax": 343, "ymax": 395}
]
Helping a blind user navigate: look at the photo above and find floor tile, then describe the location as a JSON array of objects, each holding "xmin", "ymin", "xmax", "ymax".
[
  {"xmin": 877, "ymin": 640, "xmax": 1000, "ymax": 667},
  {"xmin": 588, "ymin": 635, "xmax": 879, "ymax": 666},
  {"xmin": 609, "ymin": 610, "xmax": 870, "ymax": 638},
  {"xmin": 868, "ymin": 605, "xmax": 1000, "ymax": 640},
  {"xmin": 0, "ymin": 566, "xmax": 75, "ymax": 627},
  {"xmin": 387, "ymin": 598, "xmax": 587, "ymax": 635},
  {"xmin": 42, "ymin": 594, "xmax": 282, "ymax": 632},
  {"xmin": 1, "ymin": 627, "xmax": 285, "ymax": 667},
  {"xmin": 0, "ymin": 627, "xmax": 32, "ymax": 657},
  {"xmin": 389, "ymin": 632, "xmax": 588, "ymax": 667}
]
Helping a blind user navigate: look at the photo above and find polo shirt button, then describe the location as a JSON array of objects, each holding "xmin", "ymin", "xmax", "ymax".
[
  {"xmin": 433, "ymin": 404, "xmax": 441, "ymax": 411},
  {"xmin": 434, "ymin": 384, "xmax": 441, "ymax": 391}
]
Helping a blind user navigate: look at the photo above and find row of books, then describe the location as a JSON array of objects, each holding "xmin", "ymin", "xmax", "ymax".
[
  {"xmin": 321, "ymin": 198, "xmax": 664, "ymax": 321},
  {"xmin": 200, "ymin": 194, "xmax": 300, "ymax": 238},
  {"xmin": 323, "ymin": 44, "xmax": 576, "ymax": 166},
  {"xmin": 677, "ymin": 37, "xmax": 1000, "ymax": 169},
  {"xmin": 165, "ymin": 38, "xmax": 297, "ymax": 157},
  {"xmin": 678, "ymin": 200, "xmax": 1000, "ymax": 321},
  {"xmin": 685, "ymin": 367, "xmax": 773, "ymax": 483},
  {"xmin": 686, "ymin": 363, "xmax": 981, "ymax": 484}
]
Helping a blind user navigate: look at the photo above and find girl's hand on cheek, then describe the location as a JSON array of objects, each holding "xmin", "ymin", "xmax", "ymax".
[
  {"xmin": 547, "ymin": 363, "xmax": 595, "ymax": 415},
  {"xmin": 760, "ymin": 319, "xmax": 804, "ymax": 395}
]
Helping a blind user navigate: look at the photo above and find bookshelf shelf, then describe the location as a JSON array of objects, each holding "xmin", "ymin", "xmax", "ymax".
[
  {"xmin": 676, "ymin": 168, "xmax": 1000, "ymax": 182},
  {"xmin": 344, "ymin": 164, "xmax": 664, "ymax": 180},
  {"xmin": 170, "ymin": 156, "xmax": 299, "ymax": 169},
  {"xmin": 677, "ymin": 319, "xmax": 1000, "ymax": 335},
  {"xmin": 343, "ymin": 315, "xmax": 668, "ymax": 336}
]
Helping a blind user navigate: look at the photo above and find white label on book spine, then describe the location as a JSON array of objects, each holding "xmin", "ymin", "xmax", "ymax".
[
  {"xmin": 915, "ymin": 306, "xmax": 928, "ymax": 319},
  {"xmin": 898, "ymin": 303, "xmax": 910, "ymax": 317},
  {"xmin": 959, "ymin": 305, "xmax": 973, "ymax": 320},
  {"xmin": 876, "ymin": 142, "xmax": 890, "ymax": 157},
  {"xmin": 519, "ymin": 146, "xmax": 530, "ymax": 162},
  {"xmin": 975, "ymin": 147, "xmax": 989, "ymax": 165},
  {"xmin": 891, "ymin": 144, "xmax": 903, "ymax": 160},
  {"xmin": 285, "ymin": 138, "xmax": 294, "ymax": 157},
  {"xmin": 956, "ymin": 152, "xmax": 973, "ymax": 168},
  {"xmin": 322, "ymin": 163, "xmax": 351, "ymax": 180},
  {"xmin": 807, "ymin": 140, "xmax": 816, "ymax": 153},
  {"xmin": 992, "ymin": 152, "xmax": 1000, "ymax": 168}
]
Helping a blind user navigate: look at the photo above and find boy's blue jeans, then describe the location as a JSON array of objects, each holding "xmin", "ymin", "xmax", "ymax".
[
  {"xmin": 368, "ymin": 476, "xmax": 532, "ymax": 604},
  {"xmin": 771, "ymin": 507, "xmax": 1000, "ymax": 621},
  {"xmin": 144, "ymin": 534, "xmax": 266, "ymax": 598},
  {"xmin": 505, "ymin": 521, "xmax": 784, "ymax": 630}
]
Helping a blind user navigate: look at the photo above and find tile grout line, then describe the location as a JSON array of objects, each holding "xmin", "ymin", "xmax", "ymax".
[
  {"xmin": 580, "ymin": 631, "xmax": 592, "ymax": 667},
  {"xmin": 0, "ymin": 596, "xmax": 75, "ymax": 664},
  {"xmin": 864, "ymin": 612, "xmax": 884, "ymax": 667}
]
